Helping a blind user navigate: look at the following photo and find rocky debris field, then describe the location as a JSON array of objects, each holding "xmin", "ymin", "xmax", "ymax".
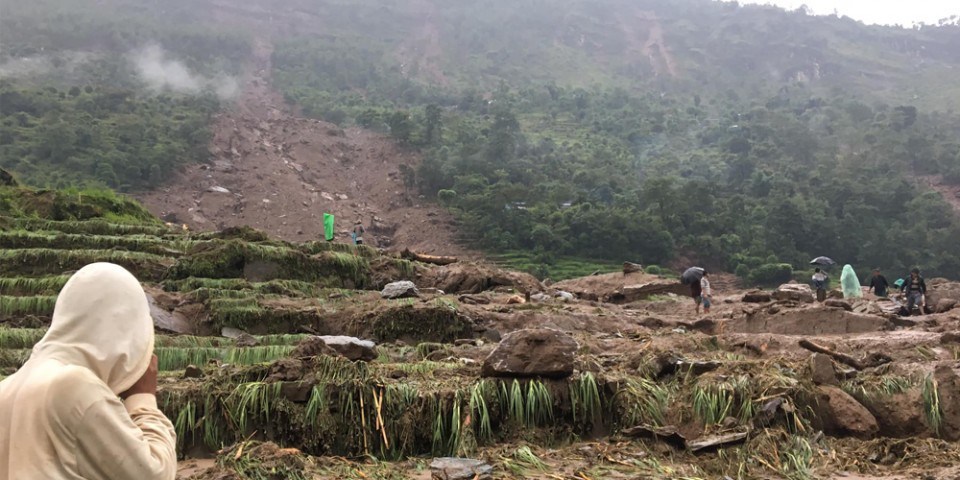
[
  {"xmin": 5, "ymin": 188, "xmax": 960, "ymax": 479},
  {"xmin": 137, "ymin": 40, "xmax": 474, "ymax": 258}
]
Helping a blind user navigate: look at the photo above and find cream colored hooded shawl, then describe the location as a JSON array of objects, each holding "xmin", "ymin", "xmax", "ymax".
[{"xmin": 0, "ymin": 263, "xmax": 176, "ymax": 480}]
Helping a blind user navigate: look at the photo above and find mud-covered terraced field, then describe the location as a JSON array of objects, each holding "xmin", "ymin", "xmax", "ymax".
[{"xmin": 4, "ymin": 185, "xmax": 960, "ymax": 479}]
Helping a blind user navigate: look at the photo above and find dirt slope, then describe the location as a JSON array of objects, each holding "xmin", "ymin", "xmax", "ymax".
[{"xmin": 138, "ymin": 41, "xmax": 472, "ymax": 257}]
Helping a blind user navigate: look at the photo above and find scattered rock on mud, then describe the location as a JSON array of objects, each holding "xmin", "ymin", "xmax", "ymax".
[
  {"xmin": 381, "ymin": 281, "xmax": 420, "ymax": 299},
  {"xmin": 814, "ymin": 385, "xmax": 879, "ymax": 439},
  {"xmin": 727, "ymin": 308, "xmax": 891, "ymax": 335},
  {"xmin": 773, "ymin": 283, "xmax": 815, "ymax": 303},
  {"xmin": 481, "ymin": 328, "xmax": 578, "ymax": 379},
  {"xmin": 184, "ymin": 364, "xmax": 204, "ymax": 379},
  {"xmin": 809, "ymin": 353, "xmax": 838, "ymax": 386},
  {"xmin": 824, "ymin": 299, "xmax": 853, "ymax": 311},
  {"xmin": 742, "ymin": 290, "xmax": 772, "ymax": 303},
  {"xmin": 289, "ymin": 336, "xmax": 339, "ymax": 359},
  {"xmin": 430, "ymin": 457, "xmax": 493, "ymax": 480}
]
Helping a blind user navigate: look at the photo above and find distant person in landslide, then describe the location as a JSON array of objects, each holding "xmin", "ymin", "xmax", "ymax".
[
  {"xmin": 700, "ymin": 271, "xmax": 713, "ymax": 315},
  {"xmin": 0, "ymin": 263, "xmax": 176, "ymax": 480},
  {"xmin": 900, "ymin": 267, "xmax": 927, "ymax": 315},
  {"xmin": 352, "ymin": 220, "xmax": 365, "ymax": 245},
  {"xmin": 867, "ymin": 268, "xmax": 890, "ymax": 298},
  {"xmin": 691, "ymin": 272, "xmax": 703, "ymax": 315}
]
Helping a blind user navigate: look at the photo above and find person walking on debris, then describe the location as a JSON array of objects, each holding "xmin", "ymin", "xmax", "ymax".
[
  {"xmin": 900, "ymin": 267, "xmax": 927, "ymax": 315},
  {"xmin": 700, "ymin": 271, "xmax": 713, "ymax": 314},
  {"xmin": 352, "ymin": 220, "xmax": 365, "ymax": 246},
  {"xmin": 0, "ymin": 263, "xmax": 176, "ymax": 480},
  {"xmin": 867, "ymin": 268, "xmax": 890, "ymax": 298},
  {"xmin": 691, "ymin": 272, "xmax": 704, "ymax": 315},
  {"xmin": 812, "ymin": 268, "xmax": 829, "ymax": 302}
]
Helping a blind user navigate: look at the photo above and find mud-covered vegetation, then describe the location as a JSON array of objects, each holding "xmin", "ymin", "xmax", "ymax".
[{"xmin": 5, "ymin": 184, "xmax": 960, "ymax": 479}]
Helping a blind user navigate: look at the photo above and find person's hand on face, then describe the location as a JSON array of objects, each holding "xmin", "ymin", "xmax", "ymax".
[{"xmin": 120, "ymin": 354, "xmax": 158, "ymax": 399}]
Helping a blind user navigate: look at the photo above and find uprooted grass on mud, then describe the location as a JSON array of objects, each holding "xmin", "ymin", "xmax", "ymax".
[{"xmin": 5, "ymin": 185, "xmax": 960, "ymax": 479}]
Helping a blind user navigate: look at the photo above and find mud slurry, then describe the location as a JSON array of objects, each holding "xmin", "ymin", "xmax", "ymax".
[{"xmin": 5, "ymin": 185, "xmax": 960, "ymax": 479}]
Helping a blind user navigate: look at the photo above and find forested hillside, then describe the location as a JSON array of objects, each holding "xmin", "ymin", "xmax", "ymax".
[{"xmin": 2, "ymin": 0, "xmax": 959, "ymax": 279}]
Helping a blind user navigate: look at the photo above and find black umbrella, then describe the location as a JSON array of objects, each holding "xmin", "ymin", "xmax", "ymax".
[
  {"xmin": 809, "ymin": 256, "xmax": 836, "ymax": 266},
  {"xmin": 681, "ymin": 267, "xmax": 705, "ymax": 285}
]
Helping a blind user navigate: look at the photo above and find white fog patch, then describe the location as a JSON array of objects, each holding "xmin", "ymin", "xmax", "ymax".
[{"xmin": 131, "ymin": 44, "xmax": 239, "ymax": 100}]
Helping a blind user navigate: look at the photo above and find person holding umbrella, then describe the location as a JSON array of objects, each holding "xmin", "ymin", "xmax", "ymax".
[{"xmin": 812, "ymin": 268, "xmax": 829, "ymax": 302}]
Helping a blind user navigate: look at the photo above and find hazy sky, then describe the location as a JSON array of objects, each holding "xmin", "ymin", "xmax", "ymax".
[{"xmin": 734, "ymin": 0, "xmax": 958, "ymax": 26}]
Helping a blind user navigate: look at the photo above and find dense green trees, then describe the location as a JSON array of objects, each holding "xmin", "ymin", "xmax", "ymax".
[{"xmin": 2, "ymin": 0, "xmax": 959, "ymax": 278}]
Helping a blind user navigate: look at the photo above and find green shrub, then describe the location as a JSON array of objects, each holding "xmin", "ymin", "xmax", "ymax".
[
  {"xmin": 747, "ymin": 263, "xmax": 793, "ymax": 286},
  {"xmin": 644, "ymin": 265, "xmax": 662, "ymax": 275}
]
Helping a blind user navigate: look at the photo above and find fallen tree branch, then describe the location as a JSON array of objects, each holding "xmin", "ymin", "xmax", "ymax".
[
  {"xmin": 401, "ymin": 248, "xmax": 458, "ymax": 265},
  {"xmin": 798, "ymin": 339, "xmax": 865, "ymax": 370}
]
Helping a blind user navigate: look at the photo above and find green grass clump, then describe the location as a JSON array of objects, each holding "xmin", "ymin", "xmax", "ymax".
[
  {"xmin": 0, "ymin": 230, "xmax": 192, "ymax": 256},
  {"xmin": 492, "ymin": 250, "xmax": 620, "ymax": 280},
  {"xmin": 0, "ymin": 328, "xmax": 46, "ymax": 348},
  {"xmin": 922, "ymin": 374, "xmax": 943, "ymax": 435},
  {"xmin": 0, "ymin": 248, "xmax": 171, "ymax": 279},
  {"xmin": 301, "ymin": 240, "xmax": 379, "ymax": 258},
  {"xmin": 0, "ymin": 296, "xmax": 58, "ymax": 316},
  {"xmin": 0, "ymin": 217, "xmax": 171, "ymax": 236},
  {"xmin": 155, "ymin": 345, "xmax": 295, "ymax": 371},
  {"xmin": 614, "ymin": 377, "xmax": 673, "ymax": 427},
  {"xmin": 0, "ymin": 349, "xmax": 31, "ymax": 369},
  {"xmin": 0, "ymin": 276, "xmax": 70, "ymax": 295}
]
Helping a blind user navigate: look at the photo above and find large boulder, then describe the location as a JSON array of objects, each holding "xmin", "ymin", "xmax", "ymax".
[
  {"xmin": 864, "ymin": 389, "xmax": 928, "ymax": 437},
  {"xmin": 430, "ymin": 458, "xmax": 493, "ymax": 480},
  {"xmin": 742, "ymin": 290, "xmax": 772, "ymax": 303},
  {"xmin": 481, "ymin": 328, "xmax": 578, "ymax": 379},
  {"xmin": 813, "ymin": 385, "xmax": 879, "ymax": 439},
  {"xmin": 935, "ymin": 365, "xmax": 960, "ymax": 441},
  {"xmin": 317, "ymin": 335, "xmax": 378, "ymax": 361},
  {"xmin": 772, "ymin": 283, "xmax": 815, "ymax": 303},
  {"xmin": 936, "ymin": 298, "xmax": 958, "ymax": 314},
  {"xmin": 381, "ymin": 281, "xmax": 420, "ymax": 299}
]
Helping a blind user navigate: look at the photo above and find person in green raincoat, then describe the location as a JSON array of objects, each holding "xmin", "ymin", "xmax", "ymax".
[{"xmin": 840, "ymin": 264, "xmax": 863, "ymax": 299}]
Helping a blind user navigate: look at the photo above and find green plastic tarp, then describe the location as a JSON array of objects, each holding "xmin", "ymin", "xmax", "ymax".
[
  {"xmin": 840, "ymin": 264, "xmax": 863, "ymax": 299},
  {"xmin": 324, "ymin": 213, "xmax": 335, "ymax": 241}
]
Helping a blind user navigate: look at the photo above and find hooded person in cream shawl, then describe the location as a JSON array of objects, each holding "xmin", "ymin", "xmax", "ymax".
[{"xmin": 0, "ymin": 263, "xmax": 176, "ymax": 480}]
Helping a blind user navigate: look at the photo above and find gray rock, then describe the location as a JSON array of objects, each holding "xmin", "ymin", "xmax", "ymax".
[
  {"xmin": 148, "ymin": 293, "xmax": 193, "ymax": 334},
  {"xmin": 772, "ymin": 283, "xmax": 815, "ymax": 303},
  {"xmin": 556, "ymin": 291, "xmax": 575, "ymax": 302},
  {"xmin": 809, "ymin": 353, "xmax": 838, "ymax": 386},
  {"xmin": 530, "ymin": 292, "xmax": 551, "ymax": 303},
  {"xmin": 235, "ymin": 333, "xmax": 260, "ymax": 347},
  {"xmin": 481, "ymin": 328, "xmax": 578, "ymax": 379},
  {"xmin": 221, "ymin": 327, "xmax": 247, "ymax": 339},
  {"xmin": 430, "ymin": 457, "xmax": 493, "ymax": 480},
  {"xmin": 318, "ymin": 335, "xmax": 378, "ymax": 361},
  {"xmin": 381, "ymin": 281, "xmax": 420, "ymax": 299},
  {"xmin": 207, "ymin": 185, "xmax": 231, "ymax": 194}
]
